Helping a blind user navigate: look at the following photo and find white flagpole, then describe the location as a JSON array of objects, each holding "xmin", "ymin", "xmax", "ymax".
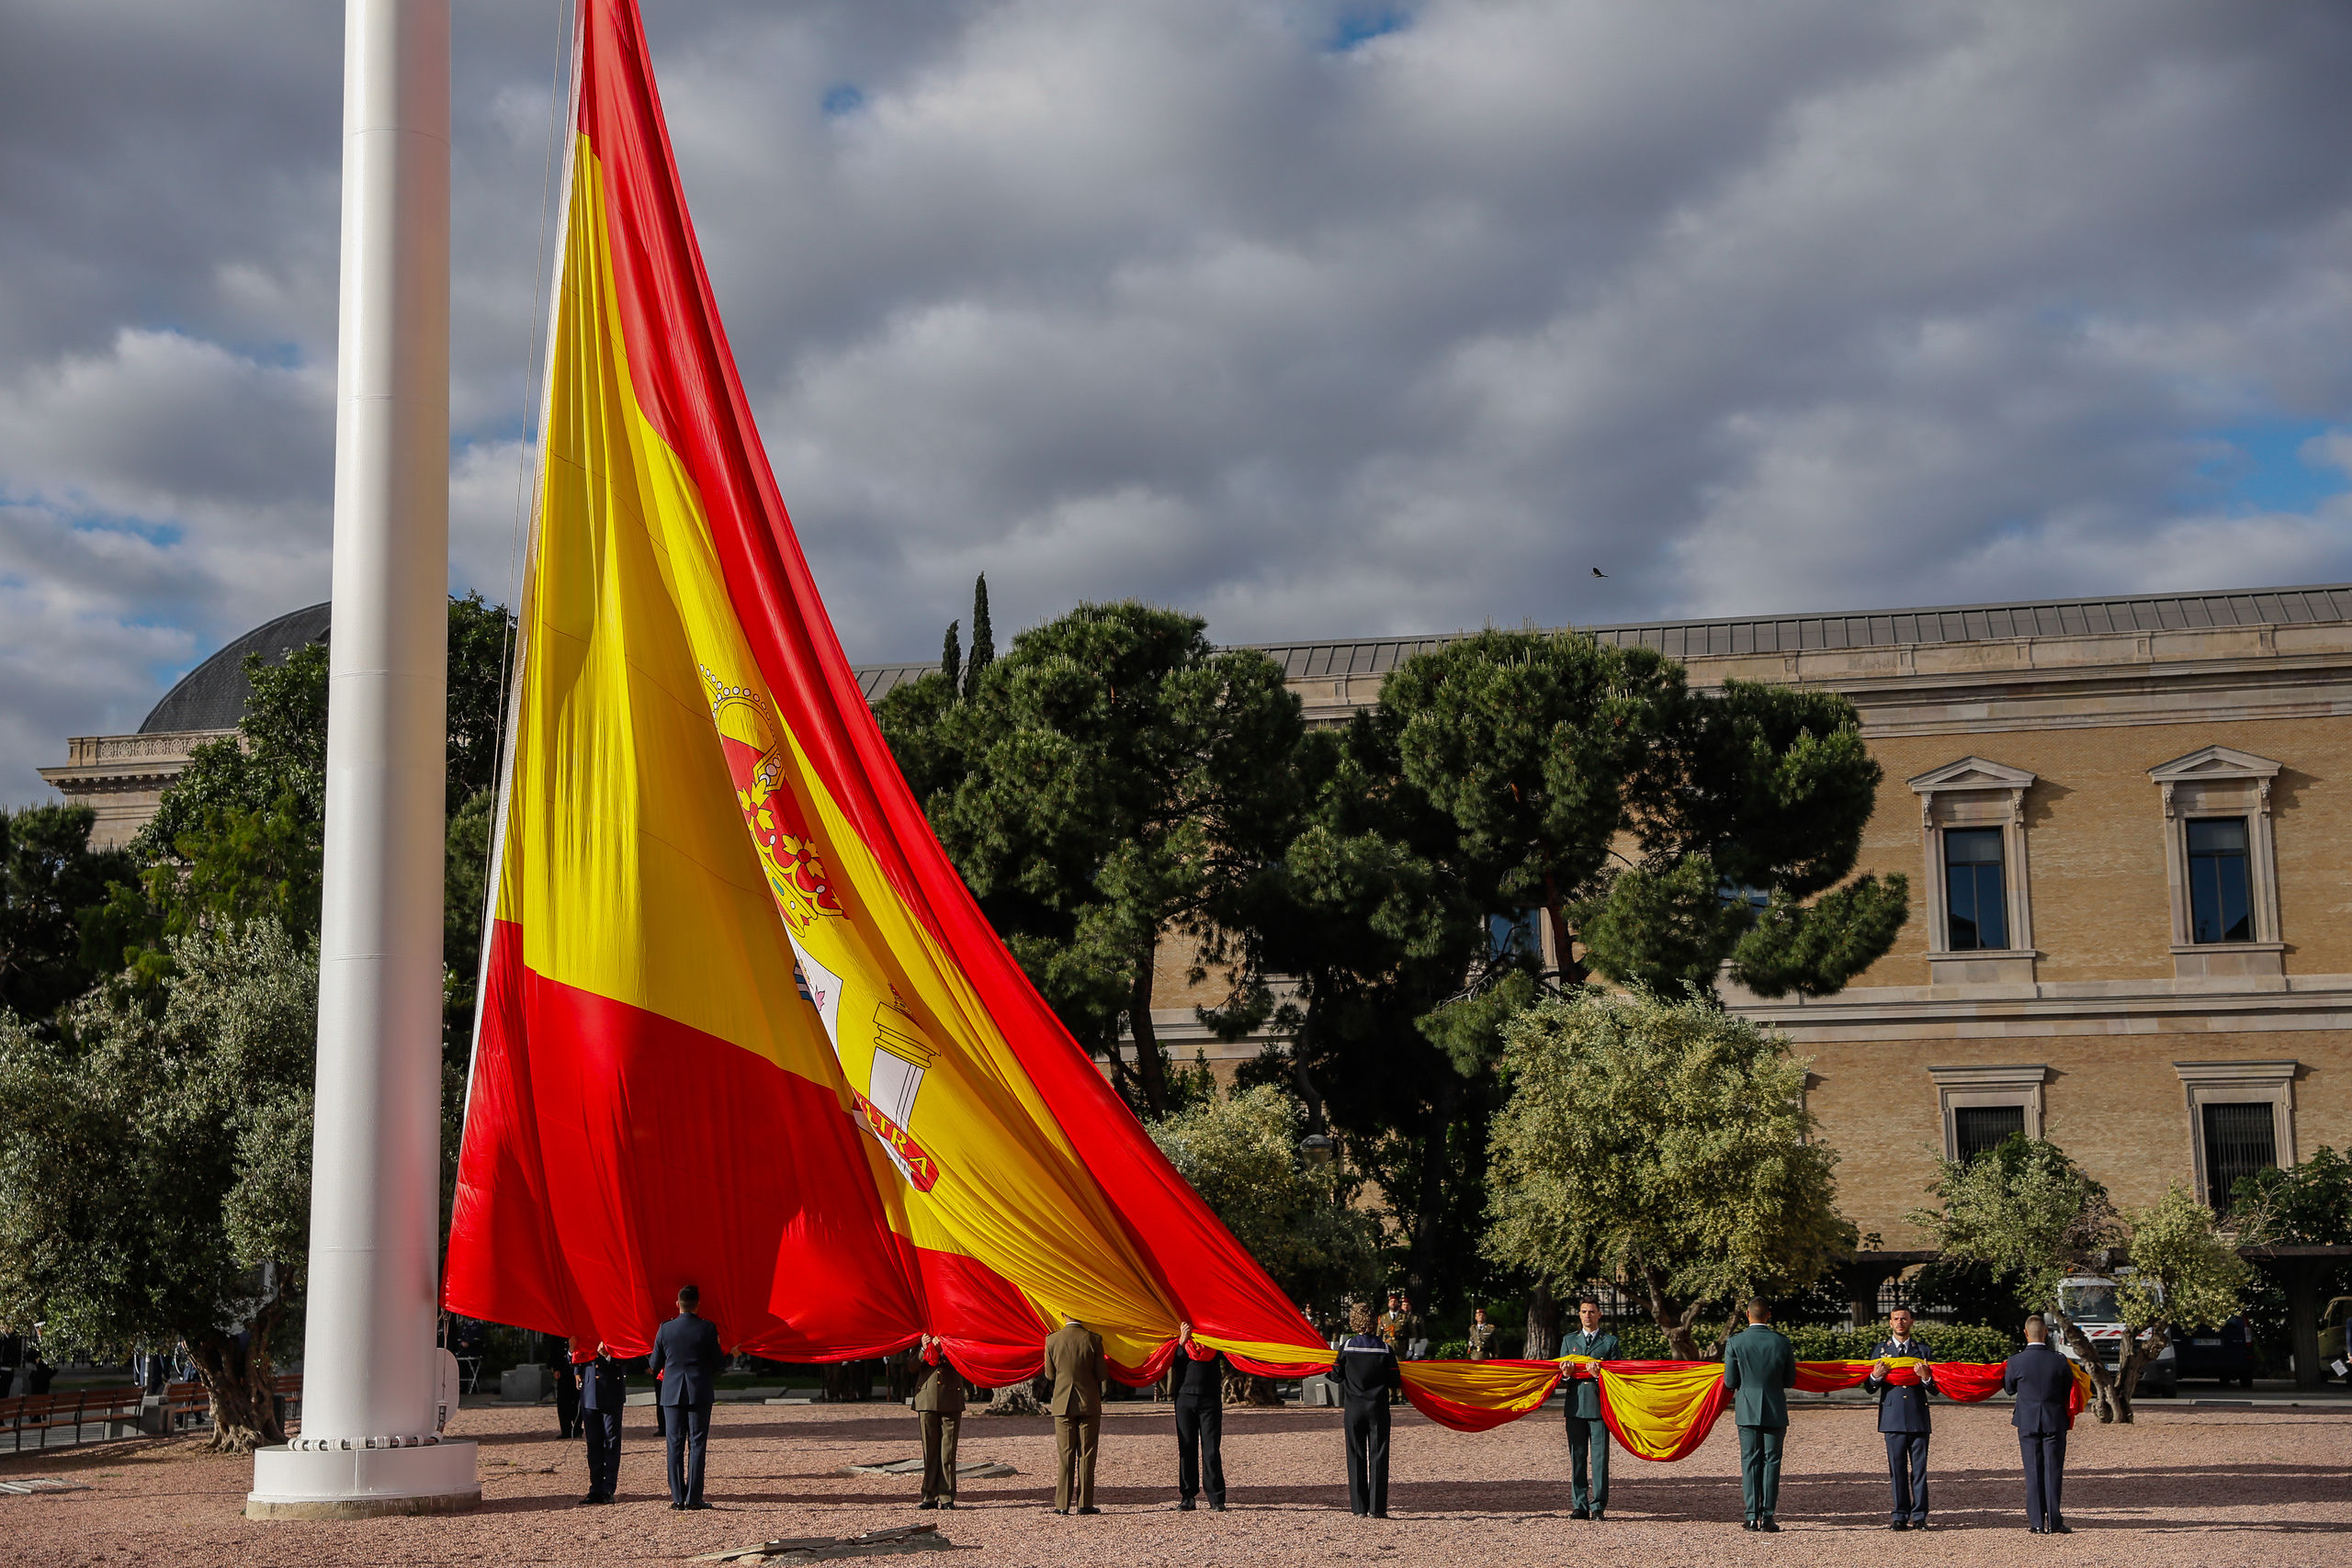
[{"xmin": 249, "ymin": 0, "xmax": 478, "ymax": 1517}]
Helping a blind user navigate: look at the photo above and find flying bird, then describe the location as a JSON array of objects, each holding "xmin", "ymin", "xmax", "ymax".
[{"xmin": 1591, "ymin": 567, "xmax": 1607, "ymax": 578}]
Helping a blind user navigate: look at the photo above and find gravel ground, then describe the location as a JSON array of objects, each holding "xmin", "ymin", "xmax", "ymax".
[{"xmin": 3, "ymin": 1397, "xmax": 2346, "ymax": 1567}]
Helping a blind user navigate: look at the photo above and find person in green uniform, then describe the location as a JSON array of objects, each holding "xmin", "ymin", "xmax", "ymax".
[
  {"xmin": 1560, "ymin": 1296, "xmax": 1620, "ymax": 1520},
  {"xmin": 912, "ymin": 1332, "xmax": 965, "ymax": 1511},
  {"xmin": 1723, "ymin": 1297, "xmax": 1796, "ymax": 1532}
]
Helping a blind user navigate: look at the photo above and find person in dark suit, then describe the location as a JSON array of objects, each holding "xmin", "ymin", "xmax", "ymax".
[
  {"xmin": 577, "ymin": 1342, "xmax": 627, "ymax": 1506},
  {"xmin": 1560, "ymin": 1295, "xmax": 1620, "ymax": 1520},
  {"xmin": 1723, "ymin": 1297, "xmax": 1796, "ymax": 1532},
  {"xmin": 2002, "ymin": 1314, "xmax": 2075, "ymax": 1535},
  {"xmin": 1045, "ymin": 1316, "xmax": 1105, "ymax": 1514},
  {"xmin": 1324, "ymin": 1301, "xmax": 1402, "ymax": 1517},
  {"xmin": 649, "ymin": 1284, "xmax": 725, "ymax": 1510},
  {"xmin": 1862, "ymin": 1306, "xmax": 1939, "ymax": 1529},
  {"xmin": 1170, "ymin": 1320, "xmax": 1227, "ymax": 1512},
  {"xmin": 913, "ymin": 1332, "xmax": 965, "ymax": 1511},
  {"xmin": 553, "ymin": 1338, "xmax": 581, "ymax": 1440}
]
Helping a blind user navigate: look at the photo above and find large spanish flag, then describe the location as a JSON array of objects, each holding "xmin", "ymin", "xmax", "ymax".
[{"xmin": 442, "ymin": 0, "xmax": 1329, "ymax": 1385}]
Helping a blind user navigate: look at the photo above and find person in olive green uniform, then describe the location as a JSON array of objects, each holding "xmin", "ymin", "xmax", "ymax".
[
  {"xmin": 1465, "ymin": 1308, "xmax": 1499, "ymax": 1362},
  {"xmin": 1560, "ymin": 1296, "xmax": 1619, "ymax": 1520},
  {"xmin": 1045, "ymin": 1317, "xmax": 1105, "ymax": 1514},
  {"xmin": 1723, "ymin": 1298, "xmax": 1796, "ymax": 1532},
  {"xmin": 913, "ymin": 1332, "xmax": 965, "ymax": 1511}
]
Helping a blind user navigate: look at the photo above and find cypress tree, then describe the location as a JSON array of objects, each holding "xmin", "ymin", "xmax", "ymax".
[
  {"xmin": 965, "ymin": 574, "xmax": 994, "ymax": 700},
  {"xmin": 940, "ymin": 618, "xmax": 962, "ymax": 698}
]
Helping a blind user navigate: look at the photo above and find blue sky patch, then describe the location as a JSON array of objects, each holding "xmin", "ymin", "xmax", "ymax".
[
  {"xmin": 1328, "ymin": 6, "xmax": 1410, "ymax": 53},
  {"xmin": 822, "ymin": 84, "xmax": 865, "ymax": 118},
  {"xmin": 2189, "ymin": 418, "xmax": 2348, "ymax": 514}
]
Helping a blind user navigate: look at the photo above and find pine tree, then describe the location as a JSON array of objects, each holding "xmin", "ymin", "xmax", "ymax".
[
  {"xmin": 965, "ymin": 574, "xmax": 994, "ymax": 700},
  {"xmin": 940, "ymin": 618, "xmax": 962, "ymax": 698}
]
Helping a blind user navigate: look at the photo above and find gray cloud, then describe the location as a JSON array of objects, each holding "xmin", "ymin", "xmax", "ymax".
[{"xmin": 5, "ymin": 0, "xmax": 2352, "ymax": 801}]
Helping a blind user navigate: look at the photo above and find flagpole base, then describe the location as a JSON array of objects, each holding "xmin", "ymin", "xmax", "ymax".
[{"xmin": 246, "ymin": 1439, "xmax": 481, "ymax": 1518}]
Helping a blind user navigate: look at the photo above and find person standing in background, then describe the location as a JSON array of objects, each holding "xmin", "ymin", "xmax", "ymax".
[
  {"xmin": 1169, "ymin": 1320, "xmax": 1228, "ymax": 1512},
  {"xmin": 1723, "ymin": 1297, "xmax": 1796, "ymax": 1532},
  {"xmin": 1045, "ymin": 1315, "xmax": 1105, "ymax": 1515},
  {"xmin": 649, "ymin": 1284, "xmax": 724, "ymax": 1510},
  {"xmin": 1325, "ymin": 1302, "xmax": 1402, "ymax": 1517},
  {"xmin": 913, "ymin": 1332, "xmax": 965, "ymax": 1512},
  {"xmin": 576, "ymin": 1342, "xmax": 626, "ymax": 1506},
  {"xmin": 1863, "ymin": 1307, "xmax": 1939, "ymax": 1530},
  {"xmin": 553, "ymin": 1338, "xmax": 581, "ymax": 1441},
  {"xmin": 2003, "ymin": 1315, "xmax": 2075, "ymax": 1535},
  {"xmin": 1466, "ymin": 1308, "xmax": 1498, "ymax": 1362},
  {"xmin": 1560, "ymin": 1296, "xmax": 1620, "ymax": 1521}
]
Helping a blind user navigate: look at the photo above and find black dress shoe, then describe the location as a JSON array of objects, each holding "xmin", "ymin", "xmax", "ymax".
[
  {"xmin": 1759, "ymin": 1517, "xmax": 1781, "ymax": 1532},
  {"xmin": 2050, "ymin": 1522, "xmax": 2072, "ymax": 1534},
  {"xmin": 1076, "ymin": 1505, "xmax": 1100, "ymax": 1515},
  {"xmin": 1571, "ymin": 1507, "xmax": 1590, "ymax": 1520},
  {"xmin": 577, "ymin": 1494, "xmax": 602, "ymax": 1506},
  {"xmin": 669, "ymin": 1501, "xmax": 684, "ymax": 1510},
  {"xmin": 1178, "ymin": 1499, "xmax": 1195, "ymax": 1511},
  {"xmin": 2030, "ymin": 1526, "xmax": 2046, "ymax": 1534},
  {"xmin": 1371, "ymin": 1510, "xmax": 1388, "ymax": 1519},
  {"xmin": 1591, "ymin": 1510, "xmax": 1605, "ymax": 1521},
  {"xmin": 917, "ymin": 1499, "xmax": 938, "ymax": 1511},
  {"xmin": 1891, "ymin": 1519, "xmax": 1909, "ymax": 1530},
  {"xmin": 687, "ymin": 1499, "xmax": 712, "ymax": 1510},
  {"xmin": 938, "ymin": 1500, "xmax": 956, "ymax": 1510},
  {"xmin": 1743, "ymin": 1519, "xmax": 1757, "ymax": 1531},
  {"xmin": 1052, "ymin": 1507, "xmax": 1068, "ymax": 1516},
  {"xmin": 1207, "ymin": 1502, "xmax": 1226, "ymax": 1512}
]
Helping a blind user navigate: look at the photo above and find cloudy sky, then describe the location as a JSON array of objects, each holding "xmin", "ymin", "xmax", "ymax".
[{"xmin": 6, "ymin": 1, "xmax": 2352, "ymax": 802}]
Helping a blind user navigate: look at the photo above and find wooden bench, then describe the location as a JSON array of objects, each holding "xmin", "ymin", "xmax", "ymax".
[
  {"xmin": 162, "ymin": 1380, "xmax": 209, "ymax": 1433},
  {"xmin": 0, "ymin": 1386, "xmax": 146, "ymax": 1450}
]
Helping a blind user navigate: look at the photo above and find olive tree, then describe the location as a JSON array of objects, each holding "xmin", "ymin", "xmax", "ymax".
[
  {"xmin": 1484, "ymin": 987, "xmax": 1854, "ymax": 1358},
  {"xmin": 1909, "ymin": 1136, "xmax": 2248, "ymax": 1422},
  {"xmin": 0, "ymin": 921, "xmax": 314, "ymax": 1450}
]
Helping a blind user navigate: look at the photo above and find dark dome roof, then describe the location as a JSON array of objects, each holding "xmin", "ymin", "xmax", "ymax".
[{"xmin": 141, "ymin": 602, "xmax": 333, "ymax": 734}]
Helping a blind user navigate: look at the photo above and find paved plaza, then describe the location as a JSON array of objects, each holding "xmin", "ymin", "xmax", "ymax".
[{"xmin": 3, "ymin": 1397, "xmax": 2346, "ymax": 1567}]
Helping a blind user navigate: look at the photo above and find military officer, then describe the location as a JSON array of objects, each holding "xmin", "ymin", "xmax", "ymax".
[
  {"xmin": 1045, "ymin": 1316, "xmax": 1105, "ymax": 1514},
  {"xmin": 553, "ymin": 1338, "xmax": 581, "ymax": 1441},
  {"xmin": 1466, "ymin": 1307, "xmax": 1499, "ymax": 1362},
  {"xmin": 913, "ymin": 1332, "xmax": 965, "ymax": 1511},
  {"xmin": 1169, "ymin": 1320, "xmax": 1228, "ymax": 1511},
  {"xmin": 576, "ymin": 1342, "xmax": 627, "ymax": 1506},
  {"xmin": 1325, "ymin": 1302, "xmax": 1403, "ymax": 1517},
  {"xmin": 1862, "ymin": 1306, "xmax": 1939, "ymax": 1529},
  {"xmin": 1723, "ymin": 1297, "xmax": 1796, "ymax": 1532},
  {"xmin": 1560, "ymin": 1295, "xmax": 1620, "ymax": 1520},
  {"xmin": 649, "ymin": 1284, "xmax": 724, "ymax": 1510},
  {"xmin": 2002, "ymin": 1315, "xmax": 2075, "ymax": 1534}
]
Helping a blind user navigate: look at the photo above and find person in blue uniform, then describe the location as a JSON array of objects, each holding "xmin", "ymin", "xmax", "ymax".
[
  {"xmin": 1560, "ymin": 1296, "xmax": 1619, "ymax": 1520},
  {"xmin": 1722, "ymin": 1297, "xmax": 1795, "ymax": 1532},
  {"xmin": 650, "ymin": 1284, "xmax": 725, "ymax": 1510},
  {"xmin": 1169, "ymin": 1320, "xmax": 1228, "ymax": 1511},
  {"xmin": 2002, "ymin": 1315, "xmax": 2075, "ymax": 1534},
  {"xmin": 1862, "ymin": 1306, "xmax": 1939, "ymax": 1529},
  {"xmin": 577, "ymin": 1342, "xmax": 627, "ymax": 1506},
  {"xmin": 1324, "ymin": 1302, "xmax": 1402, "ymax": 1517}
]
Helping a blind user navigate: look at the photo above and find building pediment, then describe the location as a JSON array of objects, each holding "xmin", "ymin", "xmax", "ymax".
[
  {"xmin": 2147, "ymin": 744, "xmax": 2282, "ymax": 784},
  {"xmin": 1906, "ymin": 755, "xmax": 2039, "ymax": 794}
]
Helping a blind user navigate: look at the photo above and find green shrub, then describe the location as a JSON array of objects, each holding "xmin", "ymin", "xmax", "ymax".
[
  {"xmin": 1592, "ymin": 1320, "xmax": 2014, "ymax": 1365},
  {"xmin": 1430, "ymin": 1339, "xmax": 1469, "ymax": 1361}
]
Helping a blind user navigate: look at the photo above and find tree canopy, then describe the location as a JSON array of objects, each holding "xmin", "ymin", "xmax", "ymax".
[
  {"xmin": 0, "ymin": 803, "xmax": 132, "ymax": 1029},
  {"xmin": 881, "ymin": 600, "xmax": 1303, "ymax": 1116},
  {"xmin": 1484, "ymin": 987, "xmax": 1854, "ymax": 1357},
  {"xmin": 0, "ymin": 920, "xmax": 316, "ymax": 1450},
  {"xmin": 1147, "ymin": 1084, "xmax": 1383, "ymax": 1318}
]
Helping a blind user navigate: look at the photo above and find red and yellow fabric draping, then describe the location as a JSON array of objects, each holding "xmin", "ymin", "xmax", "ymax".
[
  {"xmin": 1398, "ymin": 1356, "xmax": 2090, "ymax": 1450},
  {"xmin": 442, "ymin": 0, "xmax": 1330, "ymax": 1387}
]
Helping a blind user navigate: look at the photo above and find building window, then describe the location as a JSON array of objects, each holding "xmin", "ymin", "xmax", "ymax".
[
  {"xmin": 1488, "ymin": 910, "xmax": 1543, "ymax": 964},
  {"xmin": 2186, "ymin": 818, "xmax": 2253, "ymax": 944},
  {"xmin": 1942, "ymin": 828, "xmax": 2008, "ymax": 951},
  {"xmin": 2174, "ymin": 1060, "xmax": 2299, "ymax": 1211},
  {"xmin": 2199, "ymin": 1102, "xmax": 2278, "ymax": 1216},
  {"xmin": 1928, "ymin": 1064, "xmax": 2047, "ymax": 1161},
  {"xmin": 1906, "ymin": 757, "xmax": 2037, "ymax": 980},
  {"xmin": 2149, "ymin": 746, "xmax": 2284, "ymax": 976},
  {"xmin": 1953, "ymin": 1103, "xmax": 2026, "ymax": 1162}
]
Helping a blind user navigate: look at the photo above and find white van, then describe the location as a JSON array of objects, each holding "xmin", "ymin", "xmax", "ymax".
[{"xmin": 2055, "ymin": 1275, "xmax": 2178, "ymax": 1397}]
